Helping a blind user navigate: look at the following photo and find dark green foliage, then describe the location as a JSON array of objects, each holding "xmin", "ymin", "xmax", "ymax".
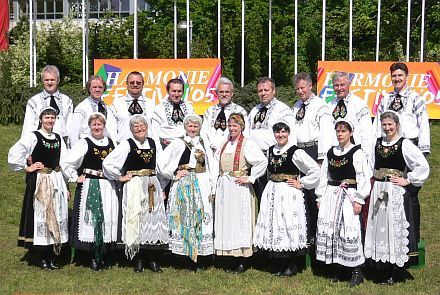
[{"xmin": 0, "ymin": 0, "xmax": 439, "ymax": 125}]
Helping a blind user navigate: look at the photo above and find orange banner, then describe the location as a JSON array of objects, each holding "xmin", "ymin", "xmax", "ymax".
[
  {"xmin": 94, "ymin": 59, "xmax": 222, "ymax": 115},
  {"xmin": 317, "ymin": 61, "xmax": 440, "ymax": 119}
]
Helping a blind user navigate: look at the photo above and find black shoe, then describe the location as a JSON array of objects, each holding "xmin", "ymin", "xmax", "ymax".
[
  {"xmin": 188, "ymin": 262, "xmax": 198, "ymax": 273},
  {"xmin": 281, "ymin": 264, "xmax": 298, "ymax": 277},
  {"xmin": 148, "ymin": 261, "xmax": 163, "ymax": 273},
  {"xmin": 49, "ymin": 259, "xmax": 60, "ymax": 269},
  {"xmin": 90, "ymin": 259, "xmax": 101, "ymax": 271},
  {"xmin": 233, "ymin": 264, "xmax": 246, "ymax": 274},
  {"xmin": 100, "ymin": 259, "xmax": 112, "ymax": 270},
  {"xmin": 134, "ymin": 259, "xmax": 144, "ymax": 273},
  {"xmin": 379, "ymin": 276, "xmax": 396, "ymax": 285},
  {"xmin": 40, "ymin": 259, "xmax": 52, "ymax": 270},
  {"xmin": 349, "ymin": 267, "xmax": 364, "ymax": 287}
]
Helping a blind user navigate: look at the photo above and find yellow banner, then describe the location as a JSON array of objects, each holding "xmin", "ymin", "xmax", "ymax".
[
  {"xmin": 94, "ymin": 59, "xmax": 222, "ymax": 115},
  {"xmin": 317, "ymin": 61, "xmax": 440, "ymax": 119}
]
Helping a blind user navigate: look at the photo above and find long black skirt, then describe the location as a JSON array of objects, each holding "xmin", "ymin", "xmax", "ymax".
[{"xmin": 17, "ymin": 172, "xmax": 37, "ymax": 249}]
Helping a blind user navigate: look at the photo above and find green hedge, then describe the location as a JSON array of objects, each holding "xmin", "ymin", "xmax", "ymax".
[{"xmin": 0, "ymin": 83, "xmax": 87, "ymax": 126}]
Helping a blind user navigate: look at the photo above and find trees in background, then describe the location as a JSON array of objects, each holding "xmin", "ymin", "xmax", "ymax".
[{"xmin": 0, "ymin": 0, "xmax": 439, "ymax": 124}]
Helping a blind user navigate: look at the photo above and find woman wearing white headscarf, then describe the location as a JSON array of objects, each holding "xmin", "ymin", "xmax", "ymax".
[{"xmin": 157, "ymin": 114, "xmax": 216, "ymax": 270}]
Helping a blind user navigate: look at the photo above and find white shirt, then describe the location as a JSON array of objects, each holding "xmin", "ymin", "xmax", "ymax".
[
  {"xmin": 316, "ymin": 144, "xmax": 372, "ymax": 204},
  {"xmin": 370, "ymin": 137, "xmax": 429, "ymax": 187},
  {"xmin": 8, "ymin": 130, "xmax": 67, "ymax": 171},
  {"xmin": 215, "ymin": 137, "xmax": 267, "ymax": 184},
  {"xmin": 271, "ymin": 142, "xmax": 320, "ymax": 189},
  {"xmin": 157, "ymin": 135, "xmax": 216, "ymax": 194},
  {"xmin": 60, "ymin": 136, "xmax": 112, "ymax": 182},
  {"xmin": 69, "ymin": 97, "xmax": 117, "ymax": 148},
  {"xmin": 373, "ymin": 86, "xmax": 430, "ymax": 154},
  {"xmin": 201, "ymin": 102, "xmax": 248, "ymax": 151},
  {"xmin": 22, "ymin": 90, "xmax": 73, "ymax": 139},
  {"xmin": 150, "ymin": 99, "xmax": 195, "ymax": 151},
  {"xmin": 110, "ymin": 94, "xmax": 155, "ymax": 143},
  {"xmin": 248, "ymin": 98, "xmax": 296, "ymax": 151},
  {"xmin": 328, "ymin": 93, "xmax": 373, "ymax": 161},
  {"xmin": 292, "ymin": 94, "xmax": 333, "ymax": 160}
]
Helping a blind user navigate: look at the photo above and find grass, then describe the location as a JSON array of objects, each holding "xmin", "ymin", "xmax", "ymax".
[{"xmin": 1, "ymin": 124, "xmax": 440, "ymax": 294}]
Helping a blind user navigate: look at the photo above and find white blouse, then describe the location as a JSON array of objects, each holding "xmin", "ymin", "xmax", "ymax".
[
  {"xmin": 370, "ymin": 137, "xmax": 429, "ymax": 187},
  {"xmin": 215, "ymin": 137, "xmax": 267, "ymax": 184},
  {"xmin": 60, "ymin": 136, "xmax": 111, "ymax": 182},
  {"xmin": 157, "ymin": 135, "xmax": 217, "ymax": 194},
  {"xmin": 270, "ymin": 142, "xmax": 320, "ymax": 190},
  {"xmin": 8, "ymin": 130, "xmax": 67, "ymax": 171},
  {"xmin": 315, "ymin": 144, "xmax": 372, "ymax": 204}
]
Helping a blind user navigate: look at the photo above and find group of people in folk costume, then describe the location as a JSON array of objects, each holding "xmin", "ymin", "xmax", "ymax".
[{"xmin": 8, "ymin": 62, "xmax": 430, "ymax": 287}]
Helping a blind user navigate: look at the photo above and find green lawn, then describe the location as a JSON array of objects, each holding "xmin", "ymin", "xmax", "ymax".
[{"xmin": 1, "ymin": 124, "xmax": 439, "ymax": 294}]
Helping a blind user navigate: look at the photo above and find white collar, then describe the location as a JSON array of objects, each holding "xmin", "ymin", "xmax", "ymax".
[{"xmin": 273, "ymin": 141, "xmax": 294, "ymax": 154}]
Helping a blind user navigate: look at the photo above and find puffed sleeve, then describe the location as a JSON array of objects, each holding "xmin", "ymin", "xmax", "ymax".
[
  {"xmin": 8, "ymin": 133, "xmax": 38, "ymax": 171},
  {"xmin": 200, "ymin": 107, "xmax": 215, "ymax": 150},
  {"xmin": 278, "ymin": 105, "xmax": 297, "ymax": 146},
  {"xmin": 156, "ymin": 139, "xmax": 186, "ymax": 180},
  {"xmin": 104, "ymin": 106, "xmax": 118, "ymax": 144},
  {"xmin": 292, "ymin": 149, "xmax": 320, "ymax": 190},
  {"xmin": 102, "ymin": 140, "xmax": 131, "ymax": 181},
  {"xmin": 22, "ymin": 99, "xmax": 38, "ymax": 137},
  {"xmin": 202, "ymin": 136, "xmax": 218, "ymax": 195},
  {"xmin": 315, "ymin": 155, "xmax": 329, "ymax": 201},
  {"xmin": 402, "ymin": 139, "xmax": 430, "ymax": 187},
  {"xmin": 415, "ymin": 97, "xmax": 430, "ymax": 154},
  {"xmin": 150, "ymin": 107, "xmax": 163, "ymax": 152},
  {"xmin": 317, "ymin": 104, "xmax": 333, "ymax": 160},
  {"xmin": 352, "ymin": 148, "xmax": 372, "ymax": 204},
  {"xmin": 243, "ymin": 139, "xmax": 268, "ymax": 184},
  {"xmin": 357, "ymin": 105, "xmax": 374, "ymax": 162},
  {"xmin": 60, "ymin": 138, "xmax": 88, "ymax": 182},
  {"xmin": 69, "ymin": 108, "xmax": 86, "ymax": 148},
  {"xmin": 64, "ymin": 96, "xmax": 74, "ymax": 141}
]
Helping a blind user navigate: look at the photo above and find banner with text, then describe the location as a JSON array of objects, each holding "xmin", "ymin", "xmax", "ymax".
[
  {"xmin": 94, "ymin": 59, "xmax": 222, "ymax": 115},
  {"xmin": 317, "ymin": 61, "xmax": 440, "ymax": 119}
]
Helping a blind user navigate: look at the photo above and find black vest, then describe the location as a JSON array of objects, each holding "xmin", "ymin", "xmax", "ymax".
[
  {"xmin": 78, "ymin": 137, "xmax": 114, "ymax": 177},
  {"xmin": 123, "ymin": 138, "xmax": 156, "ymax": 172},
  {"xmin": 374, "ymin": 137, "xmax": 406, "ymax": 172},
  {"xmin": 327, "ymin": 145, "xmax": 361, "ymax": 182},
  {"xmin": 31, "ymin": 131, "xmax": 61, "ymax": 169},
  {"xmin": 268, "ymin": 145, "xmax": 300, "ymax": 175},
  {"xmin": 177, "ymin": 138, "xmax": 206, "ymax": 168}
]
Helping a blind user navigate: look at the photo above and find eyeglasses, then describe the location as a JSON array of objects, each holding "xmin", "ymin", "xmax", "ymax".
[{"xmin": 128, "ymin": 81, "xmax": 143, "ymax": 86}]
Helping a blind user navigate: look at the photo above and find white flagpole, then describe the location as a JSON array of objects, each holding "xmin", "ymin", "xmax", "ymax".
[
  {"xmin": 32, "ymin": 0, "xmax": 37, "ymax": 86},
  {"xmin": 321, "ymin": 0, "xmax": 326, "ymax": 61},
  {"xmin": 375, "ymin": 0, "xmax": 381, "ymax": 62},
  {"xmin": 268, "ymin": 0, "xmax": 272, "ymax": 78},
  {"xmin": 406, "ymin": 0, "xmax": 411, "ymax": 62},
  {"xmin": 420, "ymin": 0, "xmax": 425, "ymax": 62},
  {"xmin": 82, "ymin": 0, "xmax": 87, "ymax": 87},
  {"xmin": 85, "ymin": 1, "xmax": 89, "ymax": 83},
  {"xmin": 29, "ymin": 0, "xmax": 33, "ymax": 87},
  {"xmin": 218, "ymin": 0, "xmax": 221, "ymax": 58},
  {"xmin": 294, "ymin": 0, "xmax": 298, "ymax": 74},
  {"xmin": 349, "ymin": 0, "xmax": 353, "ymax": 61},
  {"xmin": 134, "ymin": 0, "xmax": 138, "ymax": 59},
  {"xmin": 241, "ymin": 0, "xmax": 244, "ymax": 87},
  {"xmin": 186, "ymin": 0, "xmax": 190, "ymax": 59},
  {"xmin": 174, "ymin": 0, "xmax": 177, "ymax": 59}
]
